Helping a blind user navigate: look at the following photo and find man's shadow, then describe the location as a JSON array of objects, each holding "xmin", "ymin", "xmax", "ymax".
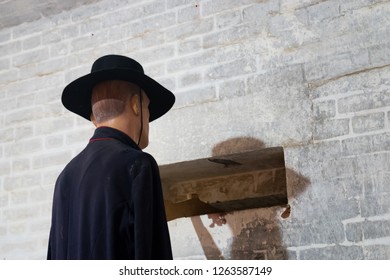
[{"xmin": 190, "ymin": 137, "xmax": 310, "ymax": 259}]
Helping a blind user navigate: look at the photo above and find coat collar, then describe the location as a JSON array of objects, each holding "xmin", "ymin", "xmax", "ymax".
[{"xmin": 90, "ymin": 126, "xmax": 141, "ymax": 151}]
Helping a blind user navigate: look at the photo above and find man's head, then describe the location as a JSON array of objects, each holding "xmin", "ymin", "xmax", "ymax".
[
  {"xmin": 62, "ymin": 55, "xmax": 175, "ymax": 123},
  {"xmin": 91, "ymin": 80, "xmax": 150, "ymax": 149}
]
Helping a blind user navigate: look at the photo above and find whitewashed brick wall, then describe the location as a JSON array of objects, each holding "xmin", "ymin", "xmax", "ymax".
[{"xmin": 0, "ymin": 0, "xmax": 389, "ymax": 259}]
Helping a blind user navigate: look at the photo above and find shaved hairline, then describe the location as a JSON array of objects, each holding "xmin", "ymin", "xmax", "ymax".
[{"xmin": 91, "ymin": 80, "xmax": 140, "ymax": 123}]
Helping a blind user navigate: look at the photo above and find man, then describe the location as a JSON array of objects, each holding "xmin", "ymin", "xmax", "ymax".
[{"xmin": 47, "ymin": 54, "xmax": 175, "ymax": 259}]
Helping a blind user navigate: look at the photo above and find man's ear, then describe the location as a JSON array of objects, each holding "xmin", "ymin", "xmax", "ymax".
[
  {"xmin": 90, "ymin": 113, "xmax": 98, "ymax": 127},
  {"xmin": 130, "ymin": 94, "xmax": 140, "ymax": 115}
]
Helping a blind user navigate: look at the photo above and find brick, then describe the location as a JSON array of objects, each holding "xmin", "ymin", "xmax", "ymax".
[
  {"xmin": 30, "ymin": 219, "xmax": 50, "ymax": 233},
  {"xmin": 338, "ymin": 90, "xmax": 390, "ymax": 113},
  {"xmin": 167, "ymin": 49, "xmax": 217, "ymax": 73},
  {"xmin": 42, "ymin": 169, "xmax": 62, "ymax": 186},
  {"xmin": 70, "ymin": 1, "xmax": 108, "ymax": 21},
  {"xmin": 65, "ymin": 128, "xmax": 94, "ymax": 145},
  {"xmin": 351, "ymin": 48, "xmax": 370, "ymax": 68},
  {"xmin": 12, "ymin": 158, "xmax": 31, "ymax": 173},
  {"xmin": 33, "ymin": 151, "xmax": 72, "ymax": 169},
  {"xmin": 12, "ymin": 16, "xmax": 54, "ymax": 39},
  {"xmin": 70, "ymin": 32, "xmax": 109, "ymax": 52},
  {"xmin": 50, "ymin": 42, "xmax": 69, "ymax": 57},
  {"xmin": 5, "ymin": 107, "xmax": 44, "ymax": 126},
  {"xmin": 279, "ymin": 0, "xmax": 306, "ymax": 11},
  {"xmin": 345, "ymin": 222, "xmax": 363, "ymax": 242},
  {"xmin": 304, "ymin": 53, "xmax": 353, "ymax": 82},
  {"xmin": 39, "ymin": 202, "xmax": 53, "ymax": 218},
  {"xmin": 42, "ymin": 25, "xmax": 80, "ymax": 45},
  {"xmin": 307, "ymin": 0, "xmax": 340, "ymax": 23},
  {"xmin": 313, "ymin": 99, "xmax": 336, "ymax": 120},
  {"xmin": 299, "ymin": 245, "xmax": 364, "ymax": 260},
  {"xmin": 142, "ymin": 62, "xmax": 166, "ymax": 79},
  {"xmin": 166, "ymin": 18, "xmax": 213, "ymax": 41},
  {"xmin": 0, "ymin": 41, "xmax": 21, "ymax": 57},
  {"xmin": 167, "ymin": 0, "xmax": 195, "ymax": 8},
  {"xmin": 44, "ymin": 102, "xmax": 66, "ymax": 118},
  {"xmin": 103, "ymin": 1, "xmax": 166, "ymax": 28},
  {"xmin": 215, "ymin": 40, "xmax": 262, "ymax": 65},
  {"xmin": 364, "ymin": 245, "xmax": 390, "ymax": 260},
  {"xmin": 281, "ymin": 221, "xmax": 345, "ymax": 247},
  {"xmin": 321, "ymin": 157, "xmax": 357, "ymax": 179},
  {"xmin": 10, "ymin": 191, "xmax": 28, "ymax": 205},
  {"xmin": 178, "ymin": 72, "xmax": 202, "ymax": 88},
  {"xmin": 352, "ymin": 112, "xmax": 385, "ymax": 133},
  {"xmin": 287, "ymin": 141, "xmax": 342, "ymax": 170},
  {"xmin": 340, "ymin": 0, "xmax": 388, "ymax": 12},
  {"xmin": 206, "ymin": 58, "xmax": 257, "ymax": 81},
  {"xmin": 363, "ymin": 219, "xmax": 390, "ymax": 240},
  {"xmin": 335, "ymin": 176, "xmax": 364, "ymax": 199},
  {"xmin": 216, "ymin": 9, "xmax": 242, "ymax": 29},
  {"xmin": 0, "ymin": 194, "xmax": 8, "ymax": 208},
  {"xmin": 155, "ymin": 77, "xmax": 176, "ymax": 92},
  {"xmin": 0, "ymin": 57, "xmax": 10, "ymax": 71},
  {"xmin": 7, "ymin": 223, "xmax": 27, "ymax": 235},
  {"xmin": 178, "ymin": 5, "xmax": 200, "ymax": 23},
  {"xmin": 45, "ymin": 135, "xmax": 65, "ymax": 149},
  {"xmin": 363, "ymin": 172, "xmax": 390, "ymax": 196},
  {"xmin": 0, "ymin": 161, "xmax": 10, "ymax": 176},
  {"xmin": 178, "ymin": 38, "xmax": 201, "ymax": 55},
  {"xmin": 141, "ymin": 31, "xmax": 165, "ymax": 48},
  {"xmin": 6, "ymin": 73, "xmax": 62, "ymax": 97},
  {"xmin": 35, "ymin": 118, "xmax": 74, "ymax": 135},
  {"xmin": 356, "ymin": 152, "xmax": 389, "ymax": 175},
  {"xmin": 128, "ymin": 12, "xmax": 176, "ymax": 38},
  {"xmin": 12, "ymin": 48, "xmax": 50, "ymax": 67},
  {"xmin": 80, "ymin": 18, "xmax": 102, "ymax": 36},
  {"xmin": 0, "ymin": 29, "xmax": 11, "ymax": 43},
  {"xmin": 19, "ymin": 58, "xmax": 68, "ymax": 80},
  {"xmin": 362, "ymin": 193, "xmax": 390, "ymax": 217},
  {"xmin": 3, "ymin": 205, "xmax": 39, "ymax": 220},
  {"xmin": 0, "ymin": 225, "xmax": 6, "ymax": 236},
  {"xmin": 34, "ymin": 87, "xmax": 63, "ymax": 105},
  {"xmin": 22, "ymin": 35, "xmax": 41, "ymax": 50},
  {"xmin": 0, "ymin": 128, "xmax": 14, "ymax": 142},
  {"xmin": 255, "ymin": 63, "xmax": 305, "ymax": 87},
  {"xmin": 313, "ymin": 119, "xmax": 350, "ymax": 140},
  {"xmin": 203, "ymin": 23, "xmax": 263, "ymax": 49},
  {"xmin": 242, "ymin": 1, "xmax": 280, "ymax": 23},
  {"xmin": 4, "ymin": 138, "xmax": 43, "ymax": 157},
  {"xmin": 218, "ymin": 79, "xmax": 246, "ymax": 100},
  {"xmin": 0, "ymin": 239, "xmax": 39, "ymax": 258},
  {"xmin": 0, "ymin": 69, "xmax": 20, "ymax": 84},
  {"xmin": 14, "ymin": 126, "xmax": 34, "ymax": 140},
  {"xmin": 369, "ymin": 43, "xmax": 390, "ymax": 66},
  {"xmin": 174, "ymin": 86, "xmax": 217, "ymax": 108},
  {"xmin": 4, "ymin": 174, "xmax": 41, "ymax": 191},
  {"xmin": 132, "ymin": 45, "xmax": 175, "ymax": 64},
  {"xmin": 202, "ymin": 0, "xmax": 267, "ymax": 16},
  {"xmin": 29, "ymin": 186, "xmax": 54, "ymax": 203},
  {"xmin": 0, "ymin": 97, "xmax": 17, "ymax": 113},
  {"xmin": 342, "ymin": 133, "xmax": 390, "ymax": 156},
  {"xmin": 291, "ymin": 180, "xmax": 361, "ymax": 221},
  {"xmin": 16, "ymin": 93, "xmax": 35, "ymax": 109}
]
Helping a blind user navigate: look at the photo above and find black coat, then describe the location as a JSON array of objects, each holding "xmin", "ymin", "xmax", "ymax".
[{"xmin": 47, "ymin": 127, "xmax": 172, "ymax": 259}]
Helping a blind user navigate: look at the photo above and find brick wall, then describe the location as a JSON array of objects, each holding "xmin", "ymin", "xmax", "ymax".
[{"xmin": 0, "ymin": 0, "xmax": 389, "ymax": 259}]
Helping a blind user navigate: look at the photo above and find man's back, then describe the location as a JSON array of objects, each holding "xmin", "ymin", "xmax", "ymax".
[{"xmin": 47, "ymin": 127, "xmax": 172, "ymax": 259}]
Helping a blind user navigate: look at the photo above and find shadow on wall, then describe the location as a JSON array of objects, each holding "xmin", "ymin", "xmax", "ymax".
[{"xmin": 190, "ymin": 137, "xmax": 310, "ymax": 260}]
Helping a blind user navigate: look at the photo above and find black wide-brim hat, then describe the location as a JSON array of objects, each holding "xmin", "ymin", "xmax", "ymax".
[{"xmin": 62, "ymin": 54, "xmax": 175, "ymax": 122}]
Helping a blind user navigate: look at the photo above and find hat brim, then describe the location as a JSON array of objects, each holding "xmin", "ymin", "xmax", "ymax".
[{"xmin": 62, "ymin": 68, "xmax": 175, "ymax": 122}]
